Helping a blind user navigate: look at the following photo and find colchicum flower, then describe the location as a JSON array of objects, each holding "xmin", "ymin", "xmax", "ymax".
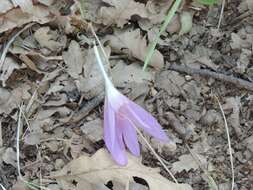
[{"xmin": 94, "ymin": 44, "xmax": 168, "ymax": 165}]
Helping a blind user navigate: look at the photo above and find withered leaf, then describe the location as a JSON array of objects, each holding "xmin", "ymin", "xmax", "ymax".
[
  {"xmin": 0, "ymin": 5, "xmax": 53, "ymax": 33},
  {"xmin": 52, "ymin": 149, "xmax": 192, "ymax": 190},
  {"xmin": 63, "ymin": 40, "xmax": 85, "ymax": 78},
  {"xmin": 106, "ymin": 29, "xmax": 164, "ymax": 69},
  {"xmin": 99, "ymin": 0, "xmax": 148, "ymax": 27}
]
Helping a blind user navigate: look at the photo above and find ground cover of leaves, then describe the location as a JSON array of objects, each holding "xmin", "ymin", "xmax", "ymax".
[{"xmin": 0, "ymin": 0, "xmax": 253, "ymax": 190}]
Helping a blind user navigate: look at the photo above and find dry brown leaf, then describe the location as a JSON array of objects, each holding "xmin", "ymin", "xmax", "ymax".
[
  {"xmin": 243, "ymin": 135, "xmax": 253, "ymax": 152},
  {"xmin": 0, "ymin": 5, "xmax": 53, "ymax": 33},
  {"xmin": 34, "ymin": 27, "xmax": 66, "ymax": 52},
  {"xmin": 81, "ymin": 119, "xmax": 103, "ymax": 143},
  {"xmin": 24, "ymin": 132, "xmax": 41, "ymax": 145},
  {"xmin": 11, "ymin": 0, "xmax": 34, "ymax": 13},
  {"xmin": 36, "ymin": 107, "xmax": 71, "ymax": 120},
  {"xmin": 129, "ymin": 182, "xmax": 148, "ymax": 190},
  {"xmin": 178, "ymin": 11, "xmax": 193, "ymax": 36},
  {"xmin": 172, "ymin": 153, "xmax": 206, "ymax": 173},
  {"xmin": 0, "ymin": 56, "xmax": 20, "ymax": 87},
  {"xmin": 111, "ymin": 61, "xmax": 153, "ymax": 87},
  {"xmin": 236, "ymin": 48, "xmax": 252, "ymax": 73},
  {"xmin": 38, "ymin": 0, "xmax": 54, "ymax": 6},
  {"xmin": 76, "ymin": 46, "xmax": 110, "ymax": 99},
  {"xmin": 155, "ymin": 70, "xmax": 185, "ymax": 96},
  {"xmin": 52, "ymin": 149, "xmax": 192, "ymax": 190},
  {"xmin": 69, "ymin": 133, "xmax": 83, "ymax": 159},
  {"xmin": 12, "ymin": 179, "xmax": 27, "ymax": 190},
  {"xmin": 0, "ymin": 84, "xmax": 31, "ymax": 114},
  {"xmin": 106, "ymin": 29, "xmax": 164, "ymax": 69},
  {"xmin": 230, "ymin": 33, "xmax": 253, "ymax": 50},
  {"xmin": 44, "ymin": 93, "xmax": 68, "ymax": 107},
  {"xmin": 183, "ymin": 47, "xmax": 218, "ymax": 70},
  {"xmin": 223, "ymin": 97, "xmax": 242, "ymax": 136},
  {"xmin": 76, "ymin": 0, "xmax": 103, "ymax": 22},
  {"xmin": 2, "ymin": 147, "xmax": 16, "ymax": 167},
  {"xmin": 145, "ymin": 0, "xmax": 174, "ymax": 24},
  {"xmin": 63, "ymin": 40, "xmax": 85, "ymax": 78},
  {"xmin": 0, "ymin": 0, "xmax": 13, "ymax": 14},
  {"xmin": 246, "ymin": 0, "xmax": 253, "ymax": 12},
  {"xmin": 99, "ymin": 0, "xmax": 148, "ymax": 27}
]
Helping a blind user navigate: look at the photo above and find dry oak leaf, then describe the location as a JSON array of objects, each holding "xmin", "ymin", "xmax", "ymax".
[
  {"xmin": 99, "ymin": 0, "xmax": 148, "ymax": 27},
  {"xmin": 34, "ymin": 27, "xmax": 66, "ymax": 52},
  {"xmin": 111, "ymin": 61, "xmax": 153, "ymax": 87},
  {"xmin": 76, "ymin": 46, "xmax": 110, "ymax": 99},
  {"xmin": 63, "ymin": 40, "xmax": 85, "ymax": 78},
  {"xmin": 0, "ymin": 5, "xmax": 53, "ymax": 33},
  {"xmin": 51, "ymin": 149, "xmax": 192, "ymax": 190},
  {"xmin": 172, "ymin": 154, "xmax": 207, "ymax": 173},
  {"xmin": 0, "ymin": 84, "xmax": 31, "ymax": 114},
  {"xmin": 0, "ymin": 56, "xmax": 20, "ymax": 87},
  {"xmin": 106, "ymin": 29, "xmax": 164, "ymax": 69}
]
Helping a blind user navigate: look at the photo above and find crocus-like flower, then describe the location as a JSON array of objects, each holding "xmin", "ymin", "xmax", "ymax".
[{"xmin": 94, "ymin": 44, "xmax": 168, "ymax": 165}]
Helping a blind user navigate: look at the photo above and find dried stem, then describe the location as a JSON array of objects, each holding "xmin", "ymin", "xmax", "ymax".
[
  {"xmin": 134, "ymin": 126, "xmax": 178, "ymax": 184},
  {"xmin": 168, "ymin": 64, "xmax": 253, "ymax": 92},
  {"xmin": 215, "ymin": 96, "xmax": 235, "ymax": 190},
  {"xmin": 217, "ymin": 0, "xmax": 226, "ymax": 29},
  {"xmin": 0, "ymin": 184, "xmax": 7, "ymax": 190},
  {"xmin": 17, "ymin": 105, "xmax": 52, "ymax": 190}
]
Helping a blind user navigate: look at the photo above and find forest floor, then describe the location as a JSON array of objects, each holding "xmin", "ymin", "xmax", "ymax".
[{"xmin": 0, "ymin": 0, "xmax": 252, "ymax": 190}]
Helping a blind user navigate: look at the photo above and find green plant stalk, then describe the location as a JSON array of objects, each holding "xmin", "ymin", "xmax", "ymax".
[
  {"xmin": 143, "ymin": 0, "xmax": 182, "ymax": 71},
  {"xmin": 79, "ymin": 0, "xmax": 86, "ymax": 19}
]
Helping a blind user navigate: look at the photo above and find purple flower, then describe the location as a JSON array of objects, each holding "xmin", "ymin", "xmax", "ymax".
[{"xmin": 94, "ymin": 45, "xmax": 168, "ymax": 165}]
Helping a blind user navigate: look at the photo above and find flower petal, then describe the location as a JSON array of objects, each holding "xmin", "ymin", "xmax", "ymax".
[
  {"xmin": 117, "ymin": 114, "xmax": 140, "ymax": 156},
  {"xmin": 124, "ymin": 100, "xmax": 168, "ymax": 142},
  {"xmin": 104, "ymin": 97, "xmax": 127, "ymax": 165}
]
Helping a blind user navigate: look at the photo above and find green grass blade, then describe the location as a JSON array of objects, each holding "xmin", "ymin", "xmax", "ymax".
[
  {"xmin": 197, "ymin": 0, "xmax": 218, "ymax": 5},
  {"xmin": 143, "ymin": 0, "xmax": 182, "ymax": 71}
]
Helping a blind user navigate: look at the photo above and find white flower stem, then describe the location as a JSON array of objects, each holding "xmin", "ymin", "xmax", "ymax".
[{"xmin": 93, "ymin": 43, "xmax": 114, "ymax": 92}]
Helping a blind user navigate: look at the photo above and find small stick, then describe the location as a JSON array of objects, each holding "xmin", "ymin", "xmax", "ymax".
[
  {"xmin": 215, "ymin": 96, "xmax": 235, "ymax": 190},
  {"xmin": 0, "ymin": 184, "xmax": 6, "ymax": 190},
  {"xmin": 17, "ymin": 105, "xmax": 52, "ymax": 190},
  {"xmin": 134, "ymin": 125, "xmax": 178, "ymax": 184},
  {"xmin": 168, "ymin": 64, "xmax": 253, "ymax": 92},
  {"xmin": 69, "ymin": 92, "xmax": 104, "ymax": 124},
  {"xmin": 217, "ymin": 0, "xmax": 226, "ymax": 29}
]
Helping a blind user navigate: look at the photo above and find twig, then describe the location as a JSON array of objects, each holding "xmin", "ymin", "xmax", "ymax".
[
  {"xmin": 0, "ymin": 184, "xmax": 6, "ymax": 190},
  {"xmin": 167, "ymin": 64, "xmax": 253, "ymax": 91},
  {"xmin": 134, "ymin": 125, "xmax": 178, "ymax": 184},
  {"xmin": 217, "ymin": 0, "xmax": 226, "ymax": 29},
  {"xmin": 0, "ymin": 121, "xmax": 2, "ymax": 147},
  {"xmin": 215, "ymin": 96, "xmax": 235, "ymax": 190},
  {"xmin": 69, "ymin": 92, "xmax": 104, "ymax": 124}
]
